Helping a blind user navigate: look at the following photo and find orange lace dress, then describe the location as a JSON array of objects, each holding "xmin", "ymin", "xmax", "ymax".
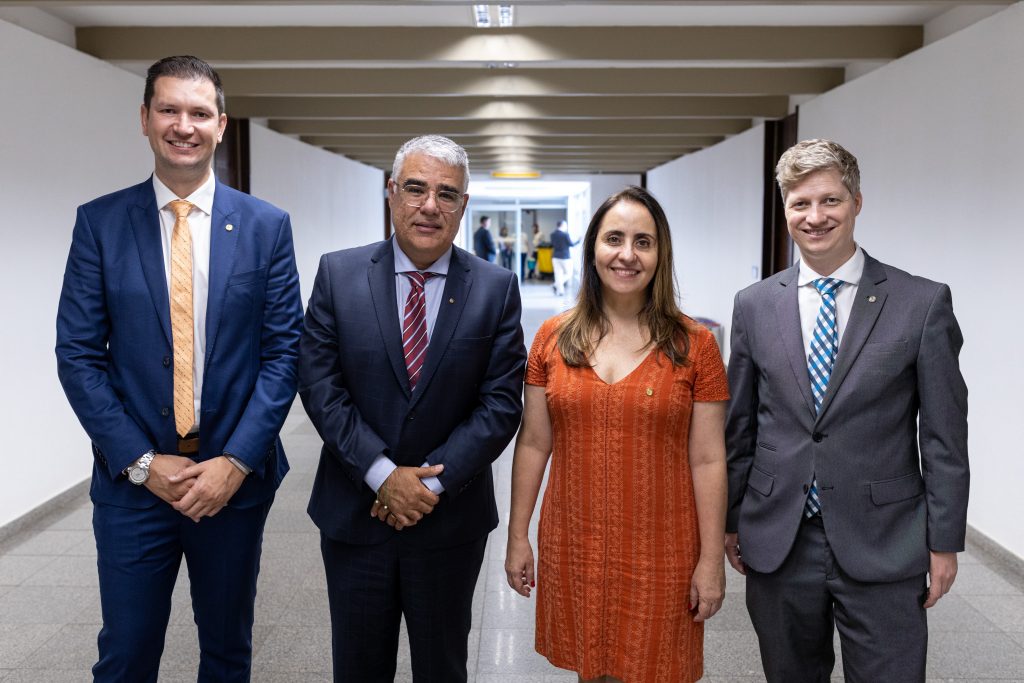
[{"xmin": 526, "ymin": 316, "xmax": 729, "ymax": 683}]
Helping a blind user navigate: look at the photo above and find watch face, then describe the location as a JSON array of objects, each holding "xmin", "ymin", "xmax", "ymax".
[{"xmin": 128, "ymin": 466, "xmax": 148, "ymax": 485}]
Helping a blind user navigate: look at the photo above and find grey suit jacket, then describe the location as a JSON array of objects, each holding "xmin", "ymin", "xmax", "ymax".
[{"xmin": 725, "ymin": 251, "xmax": 968, "ymax": 583}]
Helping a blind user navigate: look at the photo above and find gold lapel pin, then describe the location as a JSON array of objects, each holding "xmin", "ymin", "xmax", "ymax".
[
  {"xmin": 867, "ymin": 295, "xmax": 876, "ymax": 303},
  {"xmin": 225, "ymin": 224, "xmax": 234, "ymax": 232}
]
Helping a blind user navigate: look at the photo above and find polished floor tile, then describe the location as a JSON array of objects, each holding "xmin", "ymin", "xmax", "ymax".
[{"xmin": 0, "ymin": 282, "xmax": 1020, "ymax": 680}]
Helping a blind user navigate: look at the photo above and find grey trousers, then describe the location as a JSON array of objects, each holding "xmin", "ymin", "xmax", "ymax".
[{"xmin": 746, "ymin": 514, "xmax": 928, "ymax": 683}]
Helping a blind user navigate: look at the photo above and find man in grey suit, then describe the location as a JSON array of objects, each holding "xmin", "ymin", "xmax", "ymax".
[{"xmin": 724, "ymin": 139, "xmax": 968, "ymax": 682}]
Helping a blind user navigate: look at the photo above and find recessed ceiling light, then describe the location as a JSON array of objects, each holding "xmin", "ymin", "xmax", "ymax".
[
  {"xmin": 473, "ymin": 4, "xmax": 492, "ymax": 28},
  {"xmin": 498, "ymin": 5, "xmax": 514, "ymax": 28},
  {"xmin": 492, "ymin": 171, "xmax": 541, "ymax": 179}
]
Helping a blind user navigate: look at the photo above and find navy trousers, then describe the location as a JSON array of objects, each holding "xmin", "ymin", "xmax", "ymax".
[
  {"xmin": 321, "ymin": 532, "xmax": 487, "ymax": 683},
  {"xmin": 92, "ymin": 498, "xmax": 272, "ymax": 682}
]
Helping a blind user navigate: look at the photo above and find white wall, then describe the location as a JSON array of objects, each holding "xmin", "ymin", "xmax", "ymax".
[
  {"xmin": 646, "ymin": 126, "xmax": 765, "ymax": 356},
  {"xmin": 797, "ymin": 3, "xmax": 1024, "ymax": 559},
  {"xmin": 0, "ymin": 19, "xmax": 153, "ymax": 528},
  {"xmin": 542, "ymin": 174, "xmax": 641, "ymax": 214},
  {"xmin": 249, "ymin": 124, "xmax": 384, "ymax": 304}
]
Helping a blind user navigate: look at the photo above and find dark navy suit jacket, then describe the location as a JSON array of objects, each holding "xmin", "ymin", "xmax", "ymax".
[
  {"xmin": 473, "ymin": 226, "xmax": 496, "ymax": 261},
  {"xmin": 56, "ymin": 178, "xmax": 304, "ymax": 510},
  {"xmin": 298, "ymin": 239, "xmax": 526, "ymax": 548}
]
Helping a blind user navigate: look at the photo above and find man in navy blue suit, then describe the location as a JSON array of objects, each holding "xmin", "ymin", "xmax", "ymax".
[
  {"xmin": 299, "ymin": 135, "xmax": 526, "ymax": 682},
  {"xmin": 473, "ymin": 214, "xmax": 497, "ymax": 262},
  {"xmin": 56, "ymin": 56, "xmax": 303, "ymax": 682}
]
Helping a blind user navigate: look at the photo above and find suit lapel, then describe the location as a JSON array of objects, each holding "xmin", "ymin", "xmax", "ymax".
[
  {"xmin": 368, "ymin": 240, "xmax": 412, "ymax": 398},
  {"xmin": 130, "ymin": 180, "xmax": 172, "ymax": 345},
  {"xmin": 204, "ymin": 181, "xmax": 240, "ymax": 366},
  {"xmin": 774, "ymin": 265, "xmax": 818, "ymax": 418},
  {"xmin": 816, "ymin": 253, "xmax": 888, "ymax": 419},
  {"xmin": 411, "ymin": 248, "xmax": 472, "ymax": 409}
]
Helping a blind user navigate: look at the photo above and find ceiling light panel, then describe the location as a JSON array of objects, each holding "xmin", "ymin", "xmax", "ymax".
[{"xmin": 473, "ymin": 5, "xmax": 492, "ymax": 28}]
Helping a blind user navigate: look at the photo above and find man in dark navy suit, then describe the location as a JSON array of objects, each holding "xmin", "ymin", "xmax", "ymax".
[
  {"xmin": 299, "ymin": 135, "xmax": 526, "ymax": 682},
  {"xmin": 56, "ymin": 56, "xmax": 303, "ymax": 682},
  {"xmin": 473, "ymin": 214, "xmax": 497, "ymax": 262}
]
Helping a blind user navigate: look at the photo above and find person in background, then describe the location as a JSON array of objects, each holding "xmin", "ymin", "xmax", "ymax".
[
  {"xmin": 499, "ymin": 224, "xmax": 516, "ymax": 271},
  {"xmin": 56, "ymin": 55, "xmax": 303, "ymax": 681},
  {"xmin": 505, "ymin": 186, "xmax": 728, "ymax": 682},
  {"xmin": 474, "ymin": 214, "xmax": 497, "ymax": 262},
  {"xmin": 725, "ymin": 139, "xmax": 969, "ymax": 682},
  {"xmin": 527, "ymin": 223, "xmax": 543, "ymax": 280},
  {"xmin": 550, "ymin": 219, "xmax": 578, "ymax": 296},
  {"xmin": 520, "ymin": 226, "xmax": 532, "ymax": 279}
]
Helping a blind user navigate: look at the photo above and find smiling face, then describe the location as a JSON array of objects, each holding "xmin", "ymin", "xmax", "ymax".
[
  {"xmin": 784, "ymin": 168, "xmax": 862, "ymax": 276},
  {"xmin": 593, "ymin": 200, "xmax": 658, "ymax": 303},
  {"xmin": 141, "ymin": 75, "xmax": 226, "ymax": 197},
  {"xmin": 388, "ymin": 152, "xmax": 468, "ymax": 270}
]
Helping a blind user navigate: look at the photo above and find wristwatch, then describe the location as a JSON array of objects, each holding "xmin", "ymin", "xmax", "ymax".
[{"xmin": 127, "ymin": 450, "xmax": 156, "ymax": 485}]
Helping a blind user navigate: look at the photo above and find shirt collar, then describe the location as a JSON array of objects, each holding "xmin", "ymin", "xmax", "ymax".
[
  {"xmin": 152, "ymin": 171, "xmax": 216, "ymax": 217},
  {"xmin": 392, "ymin": 238, "xmax": 452, "ymax": 276},
  {"xmin": 798, "ymin": 245, "xmax": 864, "ymax": 287}
]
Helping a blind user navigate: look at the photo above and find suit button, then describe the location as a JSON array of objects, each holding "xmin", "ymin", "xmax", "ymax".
[
  {"xmin": 161, "ymin": 407, "xmax": 170, "ymax": 417},
  {"xmin": 802, "ymin": 484, "xmax": 809, "ymax": 493},
  {"xmin": 408, "ymin": 411, "xmax": 415, "ymax": 421},
  {"xmin": 162, "ymin": 356, "xmax": 171, "ymax": 367},
  {"xmin": 812, "ymin": 432, "xmax": 824, "ymax": 443}
]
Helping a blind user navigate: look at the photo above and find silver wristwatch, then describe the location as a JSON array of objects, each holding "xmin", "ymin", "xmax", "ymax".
[{"xmin": 127, "ymin": 451, "xmax": 155, "ymax": 485}]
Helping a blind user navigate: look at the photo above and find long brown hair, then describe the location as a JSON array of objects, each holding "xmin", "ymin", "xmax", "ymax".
[{"xmin": 557, "ymin": 186, "xmax": 692, "ymax": 367}]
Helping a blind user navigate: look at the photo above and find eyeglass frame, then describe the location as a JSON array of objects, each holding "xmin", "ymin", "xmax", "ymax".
[{"xmin": 391, "ymin": 180, "xmax": 467, "ymax": 214}]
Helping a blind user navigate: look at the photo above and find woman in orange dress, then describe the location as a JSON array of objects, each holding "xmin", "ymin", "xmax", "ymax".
[{"xmin": 505, "ymin": 186, "xmax": 729, "ymax": 683}]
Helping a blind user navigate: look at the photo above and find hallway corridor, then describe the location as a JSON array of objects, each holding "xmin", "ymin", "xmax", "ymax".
[{"xmin": 0, "ymin": 282, "xmax": 1022, "ymax": 681}]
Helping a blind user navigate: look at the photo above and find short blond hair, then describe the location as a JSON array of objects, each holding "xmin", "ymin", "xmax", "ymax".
[{"xmin": 776, "ymin": 139, "xmax": 860, "ymax": 200}]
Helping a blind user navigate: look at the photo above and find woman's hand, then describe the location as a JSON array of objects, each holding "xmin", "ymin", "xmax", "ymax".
[
  {"xmin": 689, "ymin": 554, "xmax": 725, "ymax": 622},
  {"xmin": 505, "ymin": 536, "xmax": 537, "ymax": 597}
]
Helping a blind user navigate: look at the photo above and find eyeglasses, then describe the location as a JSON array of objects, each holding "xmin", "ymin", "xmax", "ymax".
[{"xmin": 396, "ymin": 184, "xmax": 465, "ymax": 214}]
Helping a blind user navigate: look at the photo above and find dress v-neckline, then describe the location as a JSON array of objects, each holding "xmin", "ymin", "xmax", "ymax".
[{"xmin": 587, "ymin": 347, "xmax": 656, "ymax": 386}]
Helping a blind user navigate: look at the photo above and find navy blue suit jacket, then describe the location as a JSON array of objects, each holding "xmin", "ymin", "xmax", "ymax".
[
  {"xmin": 56, "ymin": 178, "xmax": 304, "ymax": 509},
  {"xmin": 473, "ymin": 226, "xmax": 496, "ymax": 260},
  {"xmin": 298, "ymin": 239, "xmax": 526, "ymax": 548}
]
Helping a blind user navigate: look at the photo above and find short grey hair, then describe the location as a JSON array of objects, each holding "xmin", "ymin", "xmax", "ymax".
[
  {"xmin": 392, "ymin": 135, "xmax": 470, "ymax": 192},
  {"xmin": 776, "ymin": 139, "xmax": 860, "ymax": 200}
]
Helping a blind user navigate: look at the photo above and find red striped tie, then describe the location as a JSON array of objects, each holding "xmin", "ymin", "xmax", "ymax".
[{"xmin": 402, "ymin": 271, "xmax": 435, "ymax": 389}]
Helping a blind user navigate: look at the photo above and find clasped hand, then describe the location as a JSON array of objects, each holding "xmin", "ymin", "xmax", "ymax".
[
  {"xmin": 143, "ymin": 454, "xmax": 246, "ymax": 523},
  {"xmin": 370, "ymin": 464, "xmax": 444, "ymax": 531}
]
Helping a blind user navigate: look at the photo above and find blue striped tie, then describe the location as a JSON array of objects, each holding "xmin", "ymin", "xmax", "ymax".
[{"xmin": 805, "ymin": 277, "xmax": 844, "ymax": 517}]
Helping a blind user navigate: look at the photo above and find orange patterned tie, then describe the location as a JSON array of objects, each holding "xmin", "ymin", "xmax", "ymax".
[{"xmin": 169, "ymin": 199, "xmax": 195, "ymax": 437}]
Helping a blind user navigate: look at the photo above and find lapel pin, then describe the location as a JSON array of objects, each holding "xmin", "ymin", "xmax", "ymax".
[
  {"xmin": 225, "ymin": 224, "xmax": 234, "ymax": 232},
  {"xmin": 645, "ymin": 387, "xmax": 653, "ymax": 396},
  {"xmin": 867, "ymin": 295, "xmax": 876, "ymax": 303},
  {"xmin": 449, "ymin": 298, "xmax": 455, "ymax": 304}
]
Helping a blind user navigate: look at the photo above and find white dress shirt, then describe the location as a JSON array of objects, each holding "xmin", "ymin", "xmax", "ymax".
[
  {"xmin": 797, "ymin": 246, "xmax": 865, "ymax": 356},
  {"xmin": 362, "ymin": 239, "xmax": 452, "ymax": 496},
  {"xmin": 153, "ymin": 172, "xmax": 215, "ymax": 430}
]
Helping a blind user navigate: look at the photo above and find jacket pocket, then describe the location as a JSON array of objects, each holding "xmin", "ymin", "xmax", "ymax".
[
  {"xmin": 747, "ymin": 465, "xmax": 774, "ymax": 497},
  {"xmin": 227, "ymin": 267, "xmax": 268, "ymax": 287},
  {"xmin": 869, "ymin": 472, "xmax": 924, "ymax": 505}
]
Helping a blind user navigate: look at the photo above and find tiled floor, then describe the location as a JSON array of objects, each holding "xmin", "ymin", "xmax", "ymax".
[{"xmin": 1, "ymin": 282, "xmax": 1022, "ymax": 681}]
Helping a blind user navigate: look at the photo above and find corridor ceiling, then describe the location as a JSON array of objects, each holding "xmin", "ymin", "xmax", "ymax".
[{"xmin": 4, "ymin": 1, "xmax": 1012, "ymax": 175}]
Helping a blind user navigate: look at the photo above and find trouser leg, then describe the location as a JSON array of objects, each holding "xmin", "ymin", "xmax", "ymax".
[
  {"xmin": 92, "ymin": 502, "xmax": 182, "ymax": 683},
  {"xmin": 400, "ymin": 536, "xmax": 487, "ymax": 683},
  {"xmin": 746, "ymin": 515, "xmax": 835, "ymax": 683},
  {"xmin": 183, "ymin": 500, "xmax": 272, "ymax": 683}
]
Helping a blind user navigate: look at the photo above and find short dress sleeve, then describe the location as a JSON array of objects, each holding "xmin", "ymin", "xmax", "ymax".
[
  {"xmin": 692, "ymin": 326, "xmax": 730, "ymax": 403},
  {"xmin": 526, "ymin": 315, "xmax": 562, "ymax": 387}
]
